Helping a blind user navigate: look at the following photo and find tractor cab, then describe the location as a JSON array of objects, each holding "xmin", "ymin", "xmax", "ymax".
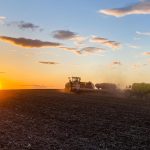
[{"xmin": 69, "ymin": 77, "xmax": 81, "ymax": 83}]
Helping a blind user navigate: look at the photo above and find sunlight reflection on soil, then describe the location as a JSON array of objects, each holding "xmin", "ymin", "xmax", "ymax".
[{"xmin": 0, "ymin": 90, "xmax": 14, "ymax": 101}]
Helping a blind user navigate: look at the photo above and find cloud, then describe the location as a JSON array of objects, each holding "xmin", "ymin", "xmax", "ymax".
[
  {"xmin": 0, "ymin": 16, "xmax": 6, "ymax": 20},
  {"xmin": 59, "ymin": 46, "xmax": 77, "ymax": 52},
  {"xmin": 0, "ymin": 36, "xmax": 62, "ymax": 48},
  {"xmin": 143, "ymin": 63, "xmax": 148, "ymax": 66},
  {"xmin": 39, "ymin": 61, "xmax": 59, "ymax": 65},
  {"xmin": 0, "ymin": 72, "xmax": 5, "ymax": 74},
  {"xmin": 52, "ymin": 30, "xmax": 86, "ymax": 44},
  {"xmin": 143, "ymin": 52, "xmax": 150, "ymax": 56},
  {"xmin": 136, "ymin": 31, "xmax": 150, "ymax": 36},
  {"xmin": 59, "ymin": 46, "xmax": 78, "ymax": 54},
  {"xmin": 77, "ymin": 47, "xmax": 105, "ymax": 55},
  {"xmin": 139, "ymin": 0, "xmax": 144, "ymax": 1},
  {"xmin": 7, "ymin": 21, "xmax": 43, "ymax": 31},
  {"xmin": 91, "ymin": 36, "xmax": 121, "ymax": 49},
  {"xmin": 112, "ymin": 61, "xmax": 122, "ymax": 65},
  {"xmin": 52, "ymin": 30, "xmax": 76, "ymax": 40},
  {"xmin": 126, "ymin": 43, "xmax": 140, "ymax": 49},
  {"xmin": 132, "ymin": 63, "xmax": 147, "ymax": 69},
  {"xmin": 108, "ymin": 61, "xmax": 122, "ymax": 69},
  {"xmin": 99, "ymin": 1, "xmax": 150, "ymax": 17},
  {"xmin": 72, "ymin": 35, "xmax": 86, "ymax": 44},
  {"xmin": 0, "ymin": 16, "xmax": 6, "ymax": 24},
  {"xmin": 18, "ymin": 21, "xmax": 42, "ymax": 31},
  {"xmin": 132, "ymin": 64, "xmax": 141, "ymax": 69},
  {"xmin": 59, "ymin": 46, "xmax": 105, "ymax": 55},
  {"xmin": 21, "ymin": 84, "xmax": 49, "ymax": 89}
]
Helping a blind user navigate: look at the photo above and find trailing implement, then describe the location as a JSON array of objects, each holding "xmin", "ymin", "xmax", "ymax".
[{"xmin": 132, "ymin": 83, "xmax": 150, "ymax": 95}]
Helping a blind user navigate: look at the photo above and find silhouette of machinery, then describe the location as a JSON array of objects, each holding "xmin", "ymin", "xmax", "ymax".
[{"xmin": 65, "ymin": 77, "xmax": 94, "ymax": 92}]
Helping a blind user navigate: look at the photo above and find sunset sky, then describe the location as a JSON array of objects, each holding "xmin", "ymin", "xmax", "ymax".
[{"xmin": 0, "ymin": 0, "xmax": 150, "ymax": 89}]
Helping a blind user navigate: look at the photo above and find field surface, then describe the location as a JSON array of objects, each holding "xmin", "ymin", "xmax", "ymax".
[{"xmin": 0, "ymin": 90, "xmax": 150, "ymax": 150}]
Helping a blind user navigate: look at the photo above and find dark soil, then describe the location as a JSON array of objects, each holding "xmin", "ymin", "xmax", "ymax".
[{"xmin": 0, "ymin": 89, "xmax": 150, "ymax": 150}]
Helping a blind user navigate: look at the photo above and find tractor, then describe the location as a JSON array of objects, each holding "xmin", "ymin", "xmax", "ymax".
[{"xmin": 65, "ymin": 77, "xmax": 94, "ymax": 92}]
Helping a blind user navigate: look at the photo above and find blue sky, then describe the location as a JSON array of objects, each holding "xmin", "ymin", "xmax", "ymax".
[{"xmin": 0, "ymin": 0, "xmax": 150, "ymax": 89}]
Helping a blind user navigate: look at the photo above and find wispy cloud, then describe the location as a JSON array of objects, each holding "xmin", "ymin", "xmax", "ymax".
[
  {"xmin": 132, "ymin": 64, "xmax": 141, "ymax": 69},
  {"xmin": 0, "ymin": 36, "xmax": 62, "ymax": 48},
  {"xmin": 99, "ymin": 1, "xmax": 150, "ymax": 17},
  {"xmin": 39, "ymin": 61, "xmax": 59, "ymax": 65},
  {"xmin": 126, "ymin": 43, "xmax": 140, "ymax": 49},
  {"xmin": 77, "ymin": 47, "xmax": 105, "ymax": 55},
  {"xmin": 18, "ymin": 21, "xmax": 42, "ymax": 31},
  {"xmin": 59, "ymin": 46, "xmax": 105, "ymax": 55},
  {"xmin": 0, "ymin": 16, "xmax": 6, "ymax": 24},
  {"xmin": 0, "ymin": 72, "xmax": 5, "ymax": 74},
  {"xmin": 73, "ymin": 35, "xmax": 86, "ymax": 44},
  {"xmin": 136, "ymin": 31, "xmax": 150, "ymax": 36},
  {"xmin": 59, "ymin": 46, "xmax": 78, "ymax": 52},
  {"xmin": 91, "ymin": 36, "xmax": 121, "ymax": 49},
  {"xmin": 132, "ymin": 63, "xmax": 148, "ymax": 69},
  {"xmin": 21, "ymin": 84, "xmax": 49, "ymax": 89},
  {"xmin": 7, "ymin": 21, "xmax": 43, "ymax": 31},
  {"xmin": 143, "ymin": 52, "xmax": 150, "ymax": 56},
  {"xmin": 112, "ymin": 61, "xmax": 122, "ymax": 65},
  {"xmin": 108, "ymin": 61, "xmax": 122, "ymax": 69},
  {"xmin": 0, "ymin": 16, "xmax": 6, "ymax": 20}
]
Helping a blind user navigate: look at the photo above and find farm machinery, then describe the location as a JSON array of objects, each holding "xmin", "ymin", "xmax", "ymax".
[
  {"xmin": 125, "ymin": 83, "xmax": 150, "ymax": 98},
  {"xmin": 65, "ymin": 77, "xmax": 95, "ymax": 92}
]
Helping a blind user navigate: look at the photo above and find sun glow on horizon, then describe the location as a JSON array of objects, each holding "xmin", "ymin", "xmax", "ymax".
[{"xmin": 0, "ymin": 83, "xmax": 2, "ymax": 90}]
